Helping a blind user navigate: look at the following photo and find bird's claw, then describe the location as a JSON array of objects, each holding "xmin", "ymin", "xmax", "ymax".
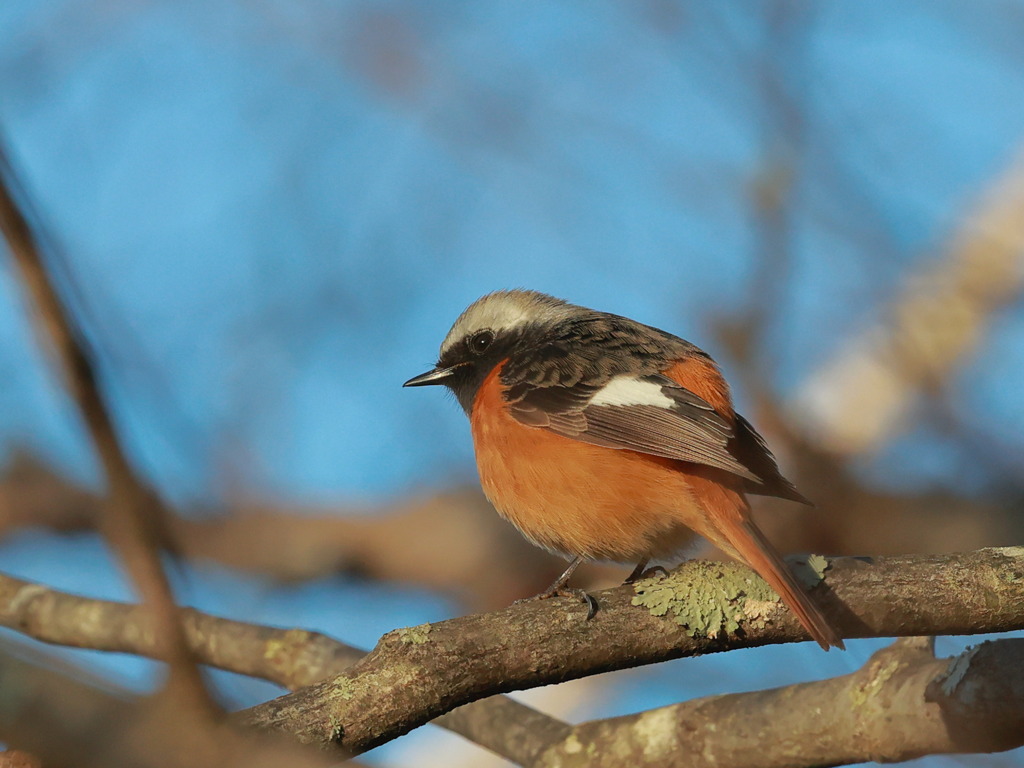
[
  {"xmin": 515, "ymin": 586, "xmax": 598, "ymax": 619},
  {"xmin": 623, "ymin": 565, "xmax": 670, "ymax": 584}
]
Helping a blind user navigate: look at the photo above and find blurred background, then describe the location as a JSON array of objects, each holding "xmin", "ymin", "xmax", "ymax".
[{"xmin": 2, "ymin": 0, "xmax": 1024, "ymax": 765}]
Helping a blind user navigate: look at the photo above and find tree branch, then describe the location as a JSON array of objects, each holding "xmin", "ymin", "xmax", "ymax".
[
  {"xmin": 0, "ymin": 751, "xmax": 42, "ymax": 768},
  {"xmin": 236, "ymin": 547, "xmax": 1024, "ymax": 754},
  {"xmin": 0, "ymin": 642, "xmax": 342, "ymax": 768},
  {"xmin": 0, "ymin": 570, "xmax": 362, "ymax": 689},
  {"xmin": 535, "ymin": 636, "xmax": 1024, "ymax": 767},
  {"xmin": 2, "ymin": 550, "xmax": 1022, "ymax": 763},
  {"xmin": 0, "ymin": 451, "xmax": 610, "ymax": 610},
  {"xmin": 0, "ymin": 569, "xmax": 567, "ymax": 764},
  {"xmin": 792, "ymin": 149, "xmax": 1024, "ymax": 455}
]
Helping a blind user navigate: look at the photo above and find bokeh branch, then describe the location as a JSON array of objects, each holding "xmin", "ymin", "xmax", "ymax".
[
  {"xmin": 536, "ymin": 637, "xmax": 1024, "ymax": 767},
  {"xmin": 793, "ymin": 151, "xmax": 1024, "ymax": 455},
  {"xmin": 0, "ymin": 642, "xmax": 340, "ymax": 768},
  {"xmin": 0, "ymin": 142, "xmax": 210, "ymax": 706},
  {"xmin": 0, "ymin": 451, "xmax": 613, "ymax": 609}
]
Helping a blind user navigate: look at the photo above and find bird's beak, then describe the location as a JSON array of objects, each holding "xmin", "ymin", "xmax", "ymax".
[{"xmin": 403, "ymin": 366, "xmax": 458, "ymax": 387}]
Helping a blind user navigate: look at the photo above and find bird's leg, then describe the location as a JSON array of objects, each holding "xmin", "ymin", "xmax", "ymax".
[
  {"xmin": 540, "ymin": 556, "xmax": 584, "ymax": 596},
  {"xmin": 624, "ymin": 559, "xmax": 649, "ymax": 583},
  {"xmin": 623, "ymin": 559, "xmax": 669, "ymax": 584},
  {"xmin": 517, "ymin": 557, "xmax": 598, "ymax": 619}
]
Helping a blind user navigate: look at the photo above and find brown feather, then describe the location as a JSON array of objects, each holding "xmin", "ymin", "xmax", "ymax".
[
  {"xmin": 465, "ymin": 323, "xmax": 840, "ymax": 649},
  {"xmin": 683, "ymin": 466, "xmax": 843, "ymax": 650},
  {"xmin": 664, "ymin": 358, "xmax": 811, "ymax": 503}
]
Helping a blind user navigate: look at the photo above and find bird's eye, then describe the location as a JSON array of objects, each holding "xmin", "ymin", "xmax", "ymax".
[{"xmin": 468, "ymin": 330, "xmax": 495, "ymax": 355}]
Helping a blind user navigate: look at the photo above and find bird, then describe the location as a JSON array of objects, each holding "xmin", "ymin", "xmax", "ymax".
[{"xmin": 404, "ymin": 289, "xmax": 843, "ymax": 650}]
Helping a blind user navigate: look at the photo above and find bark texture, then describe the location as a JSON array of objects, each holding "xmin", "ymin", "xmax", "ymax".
[
  {"xmin": 236, "ymin": 547, "xmax": 1024, "ymax": 753},
  {"xmin": 0, "ymin": 569, "xmax": 565, "ymax": 763},
  {"xmin": 2, "ymin": 549, "xmax": 1023, "ymax": 765},
  {"xmin": 535, "ymin": 637, "xmax": 1024, "ymax": 767}
]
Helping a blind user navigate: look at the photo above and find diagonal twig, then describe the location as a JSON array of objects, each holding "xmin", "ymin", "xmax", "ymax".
[{"xmin": 0, "ymin": 137, "xmax": 212, "ymax": 710}]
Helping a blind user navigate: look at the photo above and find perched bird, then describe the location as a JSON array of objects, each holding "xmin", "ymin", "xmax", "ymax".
[{"xmin": 404, "ymin": 290, "xmax": 843, "ymax": 650}]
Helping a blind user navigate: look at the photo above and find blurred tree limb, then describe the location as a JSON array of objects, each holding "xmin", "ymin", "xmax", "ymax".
[
  {"xmin": 0, "ymin": 141, "xmax": 212, "ymax": 709},
  {"xmin": 0, "ymin": 450, "xmax": 612, "ymax": 609},
  {"xmin": 2, "ymin": 548, "xmax": 1022, "ymax": 765},
  {"xmin": 536, "ymin": 636, "xmax": 1024, "ymax": 767},
  {"xmin": 6, "ymin": 448, "xmax": 1021, "ymax": 617},
  {"xmin": 0, "ymin": 641, "xmax": 343, "ymax": 768},
  {"xmin": 792, "ymin": 151, "xmax": 1024, "ymax": 455}
]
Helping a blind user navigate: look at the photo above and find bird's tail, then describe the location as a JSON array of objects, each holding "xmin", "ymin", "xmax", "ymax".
[
  {"xmin": 685, "ymin": 469, "xmax": 844, "ymax": 651},
  {"xmin": 721, "ymin": 517, "xmax": 844, "ymax": 651}
]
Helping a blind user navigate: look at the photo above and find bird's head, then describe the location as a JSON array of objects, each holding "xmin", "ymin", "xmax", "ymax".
[{"xmin": 403, "ymin": 289, "xmax": 576, "ymax": 412}]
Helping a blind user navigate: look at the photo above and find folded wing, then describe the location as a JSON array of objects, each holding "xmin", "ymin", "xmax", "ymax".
[{"xmin": 508, "ymin": 373, "xmax": 761, "ymax": 482}]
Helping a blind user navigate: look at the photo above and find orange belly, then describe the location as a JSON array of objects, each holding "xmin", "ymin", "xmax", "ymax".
[{"xmin": 470, "ymin": 364, "xmax": 728, "ymax": 562}]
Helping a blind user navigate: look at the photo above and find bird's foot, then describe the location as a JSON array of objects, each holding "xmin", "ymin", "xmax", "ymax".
[
  {"xmin": 514, "ymin": 586, "xmax": 598, "ymax": 620},
  {"xmin": 623, "ymin": 564, "xmax": 670, "ymax": 584}
]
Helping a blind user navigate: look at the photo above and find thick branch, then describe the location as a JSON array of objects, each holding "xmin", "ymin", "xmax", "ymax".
[
  {"xmin": 2, "ymin": 550, "xmax": 1022, "ymax": 763},
  {"xmin": 0, "ymin": 569, "xmax": 566, "ymax": 764},
  {"xmin": 535, "ymin": 637, "xmax": 1024, "ymax": 767},
  {"xmin": 236, "ymin": 547, "xmax": 1024, "ymax": 754}
]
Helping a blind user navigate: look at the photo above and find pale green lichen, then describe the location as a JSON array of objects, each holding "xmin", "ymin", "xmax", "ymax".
[
  {"xmin": 997, "ymin": 547, "xmax": 1024, "ymax": 583},
  {"xmin": 539, "ymin": 732, "xmax": 598, "ymax": 768},
  {"xmin": 631, "ymin": 562, "xmax": 778, "ymax": 639},
  {"xmin": 262, "ymin": 628, "xmax": 314, "ymax": 683},
  {"xmin": 396, "ymin": 624, "xmax": 432, "ymax": 644},
  {"xmin": 790, "ymin": 553, "xmax": 830, "ymax": 589},
  {"xmin": 1000, "ymin": 569, "xmax": 1023, "ymax": 585},
  {"xmin": 334, "ymin": 678, "xmax": 356, "ymax": 701},
  {"xmin": 263, "ymin": 629, "xmax": 312, "ymax": 660},
  {"xmin": 850, "ymin": 655, "xmax": 902, "ymax": 707},
  {"xmin": 562, "ymin": 734, "xmax": 583, "ymax": 755},
  {"xmin": 741, "ymin": 597, "xmax": 779, "ymax": 630},
  {"xmin": 633, "ymin": 707, "xmax": 678, "ymax": 762},
  {"xmin": 328, "ymin": 719, "xmax": 344, "ymax": 743}
]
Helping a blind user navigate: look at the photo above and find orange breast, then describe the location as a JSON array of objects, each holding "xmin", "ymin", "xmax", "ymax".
[
  {"xmin": 468, "ymin": 355, "xmax": 841, "ymax": 648},
  {"xmin": 470, "ymin": 362, "xmax": 723, "ymax": 562}
]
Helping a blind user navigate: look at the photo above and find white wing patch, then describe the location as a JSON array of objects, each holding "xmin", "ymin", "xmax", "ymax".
[{"xmin": 588, "ymin": 375, "xmax": 675, "ymax": 409}]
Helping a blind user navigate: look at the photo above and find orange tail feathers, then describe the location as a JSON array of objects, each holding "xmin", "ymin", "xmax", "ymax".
[{"xmin": 723, "ymin": 519, "xmax": 844, "ymax": 651}]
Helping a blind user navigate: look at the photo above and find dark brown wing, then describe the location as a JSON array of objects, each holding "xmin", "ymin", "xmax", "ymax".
[
  {"xmin": 498, "ymin": 312, "xmax": 805, "ymax": 494},
  {"xmin": 507, "ymin": 372, "xmax": 761, "ymax": 482},
  {"xmin": 731, "ymin": 414, "xmax": 812, "ymax": 504}
]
